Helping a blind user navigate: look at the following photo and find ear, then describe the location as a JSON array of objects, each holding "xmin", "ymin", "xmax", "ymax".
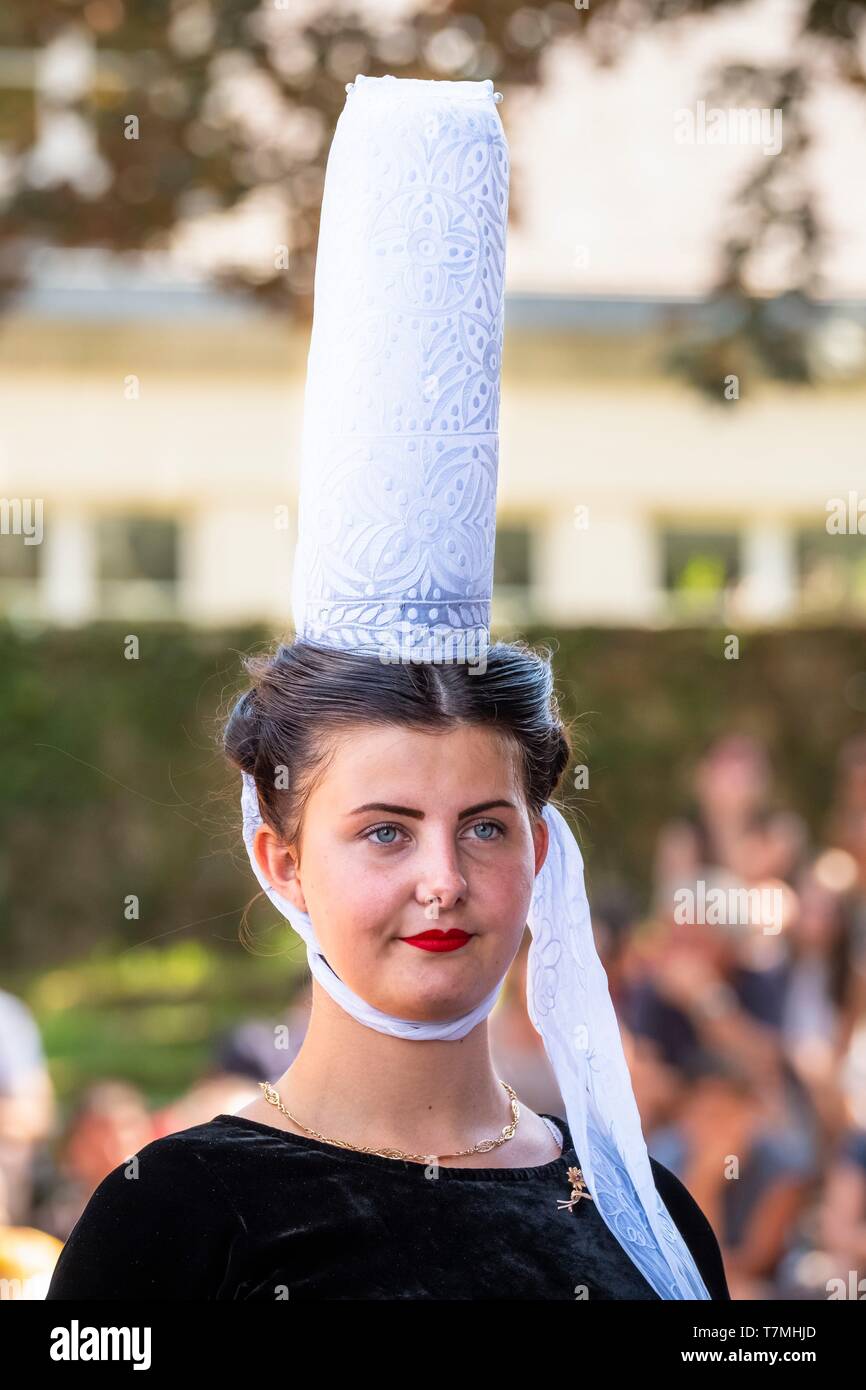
[
  {"xmin": 532, "ymin": 812, "xmax": 550, "ymax": 878},
  {"xmin": 252, "ymin": 824, "xmax": 307, "ymax": 914}
]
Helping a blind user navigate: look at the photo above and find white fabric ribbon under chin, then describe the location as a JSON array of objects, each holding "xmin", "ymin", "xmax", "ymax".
[{"xmin": 240, "ymin": 769, "xmax": 711, "ymax": 1299}]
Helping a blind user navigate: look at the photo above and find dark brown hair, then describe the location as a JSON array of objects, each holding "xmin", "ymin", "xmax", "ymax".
[{"xmin": 223, "ymin": 637, "xmax": 574, "ymax": 856}]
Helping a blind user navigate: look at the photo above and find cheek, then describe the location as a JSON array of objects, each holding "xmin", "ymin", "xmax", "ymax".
[
  {"xmin": 481, "ymin": 862, "xmax": 533, "ymax": 919},
  {"xmin": 488, "ymin": 845, "xmax": 537, "ymax": 910},
  {"xmin": 300, "ymin": 848, "xmax": 396, "ymax": 954}
]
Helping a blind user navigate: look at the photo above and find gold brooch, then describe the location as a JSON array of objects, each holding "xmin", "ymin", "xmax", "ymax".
[{"xmin": 556, "ymin": 1165, "xmax": 593, "ymax": 1211}]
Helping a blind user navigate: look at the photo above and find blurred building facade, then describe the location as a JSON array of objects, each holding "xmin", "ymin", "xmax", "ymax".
[{"xmin": 1, "ymin": 253, "xmax": 865, "ymax": 633}]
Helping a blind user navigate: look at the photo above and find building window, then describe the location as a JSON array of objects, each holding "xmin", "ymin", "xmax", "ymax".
[
  {"xmin": 661, "ymin": 527, "xmax": 741, "ymax": 618},
  {"xmin": 95, "ymin": 516, "xmax": 179, "ymax": 618},
  {"xmin": 796, "ymin": 528, "xmax": 866, "ymax": 616}
]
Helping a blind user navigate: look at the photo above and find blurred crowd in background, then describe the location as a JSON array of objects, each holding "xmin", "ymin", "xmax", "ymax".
[{"xmin": 2, "ymin": 729, "xmax": 866, "ymax": 1300}]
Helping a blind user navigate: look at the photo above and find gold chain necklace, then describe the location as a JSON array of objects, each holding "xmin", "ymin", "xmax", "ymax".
[{"xmin": 258, "ymin": 1077, "xmax": 521, "ymax": 1163}]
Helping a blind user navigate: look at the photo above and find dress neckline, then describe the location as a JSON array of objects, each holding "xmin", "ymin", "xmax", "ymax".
[{"xmin": 209, "ymin": 1110, "xmax": 576, "ymax": 1181}]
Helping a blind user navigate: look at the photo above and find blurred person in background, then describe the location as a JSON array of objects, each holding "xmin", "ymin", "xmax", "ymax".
[
  {"xmin": 152, "ymin": 994, "xmax": 311, "ymax": 1138},
  {"xmin": 815, "ymin": 1126, "xmax": 866, "ymax": 1298},
  {"xmin": 0, "ymin": 988, "xmax": 55, "ymax": 1228},
  {"xmin": 726, "ymin": 807, "xmax": 809, "ymax": 890},
  {"xmin": 0, "ymin": 989, "xmax": 63, "ymax": 1289},
  {"xmin": 774, "ymin": 1113, "xmax": 866, "ymax": 1299},
  {"xmin": 29, "ymin": 1080, "xmax": 154, "ymax": 1241},
  {"xmin": 679, "ymin": 1055, "xmax": 815, "ymax": 1301},
  {"xmin": 622, "ymin": 901, "xmax": 790, "ymax": 1096},
  {"xmin": 629, "ymin": 1025, "xmax": 817, "ymax": 1299},
  {"xmin": 622, "ymin": 1023, "xmax": 690, "ymax": 1149},
  {"xmin": 781, "ymin": 856, "xmax": 863, "ymax": 1141},
  {"xmin": 654, "ymin": 733, "xmax": 809, "ymax": 903},
  {"xmin": 825, "ymin": 734, "xmax": 866, "ymax": 866},
  {"xmin": 823, "ymin": 736, "xmax": 866, "ymax": 1058},
  {"xmin": 621, "ymin": 895, "xmax": 822, "ymax": 1297}
]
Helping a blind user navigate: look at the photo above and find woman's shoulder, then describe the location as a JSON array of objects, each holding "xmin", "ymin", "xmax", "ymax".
[
  {"xmin": 86, "ymin": 1118, "xmax": 250, "ymax": 1193},
  {"xmin": 45, "ymin": 1123, "xmax": 247, "ymax": 1300},
  {"xmin": 544, "ymin": 1116, "xmax": 731, "ymax": 1301},
  {"xmin": 647, "ymin": 1155, "xmax": 731, "ymax": 1300}
]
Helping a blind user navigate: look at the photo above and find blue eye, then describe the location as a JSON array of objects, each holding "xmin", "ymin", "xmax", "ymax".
[
  {"xmin": 472, "ymin": 821, "xmax": 503, "ymax": 841},
  {"xmin": 367, "ymin": 824, "xmax": 400, "ymax": 845}
]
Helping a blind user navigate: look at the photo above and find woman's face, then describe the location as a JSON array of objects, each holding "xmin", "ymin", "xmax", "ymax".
[{"xmin": 253, "ymin": 722, "xmax": 550, "ymax": 1022}]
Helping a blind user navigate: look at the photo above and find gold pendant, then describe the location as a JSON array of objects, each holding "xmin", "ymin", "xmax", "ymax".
[{"xmin": 556, "ymin": 1165, "xmax": 592, "ymax": 1211}]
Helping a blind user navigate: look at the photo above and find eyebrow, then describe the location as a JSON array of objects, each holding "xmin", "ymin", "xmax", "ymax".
[{"xmin": 346, "ymin": 799, "xmax": 517, "ymax": 820}]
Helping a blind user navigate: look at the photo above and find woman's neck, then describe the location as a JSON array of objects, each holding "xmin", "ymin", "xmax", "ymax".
[{"xmin": 269, "ymin": 982, "xmax": 510, "ymax": 1155}]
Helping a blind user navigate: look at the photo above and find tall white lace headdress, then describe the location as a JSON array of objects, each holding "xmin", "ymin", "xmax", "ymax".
[{"xmin": 240, "ymin": 73, "xmax": 711, "ymax": 1300}]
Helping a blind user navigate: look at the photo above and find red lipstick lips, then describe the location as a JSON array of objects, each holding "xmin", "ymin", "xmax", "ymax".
[{"xmin": 403, "ymin": 928, "xmax": 471, "ymax": 953}]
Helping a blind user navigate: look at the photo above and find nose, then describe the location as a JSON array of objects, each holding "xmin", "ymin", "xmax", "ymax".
[{"xmin": 415, "ymin": 847, "xmax": 467, "ymax": 918}]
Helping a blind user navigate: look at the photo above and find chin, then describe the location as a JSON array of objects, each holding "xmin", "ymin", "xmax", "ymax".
[{"xmin": 367, "ymin": 970, "xmax": 492, "ymax": 1025}]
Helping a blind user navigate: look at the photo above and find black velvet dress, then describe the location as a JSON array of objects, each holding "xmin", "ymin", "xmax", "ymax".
[{"xmin": 45, "ymin": 1110, "xmax": 730, "ymax": 1300}]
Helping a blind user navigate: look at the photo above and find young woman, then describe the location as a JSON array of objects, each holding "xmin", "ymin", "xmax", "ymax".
[
  {"xmin": 46, "ymin": 638, "xmax": 730, "ymax": 1300},
  {"xmin": 49, "ymin": 71, "xmax": 730, "ymax": 1302}
]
